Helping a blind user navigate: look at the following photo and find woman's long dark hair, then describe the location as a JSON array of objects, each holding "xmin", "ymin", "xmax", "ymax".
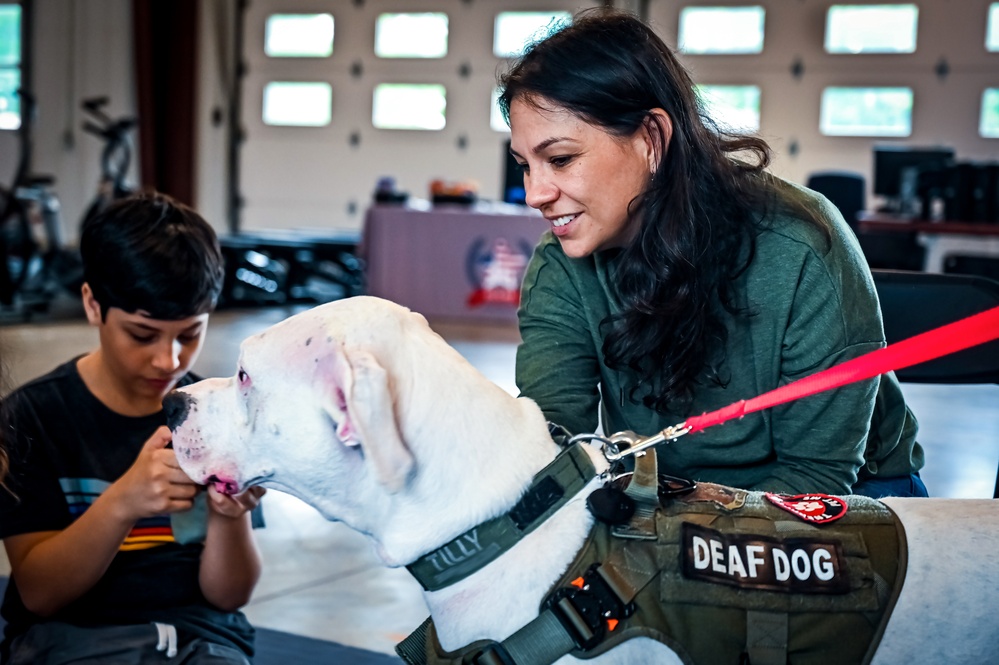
[
  {"xmin": 500, "ymin": 8, "xmax": 826, "ymax": 413},
  {"xmin": 0, "ymin": 343, "xmax": 10, "ymax": 492}
]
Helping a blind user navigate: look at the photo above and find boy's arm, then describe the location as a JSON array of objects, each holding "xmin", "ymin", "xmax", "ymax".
[
  {"xmin": 4, "ymin": 428, "xmax": 200, "ymax": 616},
  {"xmin": 198, "ymin": 486, "xmax": 266, "ymax": 611}
]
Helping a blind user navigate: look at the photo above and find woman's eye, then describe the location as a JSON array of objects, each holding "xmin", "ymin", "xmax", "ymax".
[
  {"xmin": 131, "ymin": 334, "xmax": 154, "ymax": 344},
  {"xmin": 551, "ymin": 155, "xmax": 572, "ymax": 167}
]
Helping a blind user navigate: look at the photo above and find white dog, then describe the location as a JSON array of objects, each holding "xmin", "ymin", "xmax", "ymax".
[{"xmin": 166, "ymin": 296, "xmax": 999, "ymax": 665}]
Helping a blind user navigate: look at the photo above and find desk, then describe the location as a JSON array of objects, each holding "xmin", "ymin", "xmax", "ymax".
[
  {"xmin": 362, "ymin": 203, "xmax": 545, "ymax": 323},
  {"xmin": 857, "ymin": 213, "xmax": 999, "ymax": 273}
]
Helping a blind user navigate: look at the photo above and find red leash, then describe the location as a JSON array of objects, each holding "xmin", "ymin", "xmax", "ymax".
[{"xmin": 683, "ymin": 304, "xmax": 999, "ymax": 434}]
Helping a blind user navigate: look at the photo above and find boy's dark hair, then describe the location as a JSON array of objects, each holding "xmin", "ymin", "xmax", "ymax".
[{"xmin": 80, "ymin": 191, "xmax": 225, "ymax": 320}]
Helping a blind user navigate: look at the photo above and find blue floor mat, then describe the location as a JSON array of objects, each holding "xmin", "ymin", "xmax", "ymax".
[
  {"xmin": 255, "ymin": 626, "xmax": 402, "ymax": 664},
  {"xmin": 0, "ymin": 577, "xmax": 402, "ymax": 664}
]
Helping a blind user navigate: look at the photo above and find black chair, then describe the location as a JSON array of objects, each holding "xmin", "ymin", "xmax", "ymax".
[
  {"xmin": 871, "ymin": 269, "xmax": 999, "ymax": 497},
  {"xmin": 944, "ymin": 254, "xmax": 999, "ymax": 283},
  {"xmin": 806, "ymin": 171, "xmax": 924, "ymax": 271},
  {"xmin": 806, "ymin": 171, "xmax": 866, "ymax": 233}
]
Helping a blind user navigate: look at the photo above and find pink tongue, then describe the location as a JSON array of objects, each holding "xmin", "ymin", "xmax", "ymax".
[{"xmin": 213, "ymin": 479, "xmax": 239, "ymax": 495}]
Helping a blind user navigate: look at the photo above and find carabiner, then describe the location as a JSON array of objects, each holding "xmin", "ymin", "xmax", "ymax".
[{"xmin": 602, "ymin": 422, "xmax": 691, "ymax": 462}]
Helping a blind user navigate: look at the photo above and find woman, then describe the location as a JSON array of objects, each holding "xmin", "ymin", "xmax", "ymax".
[{"xmin": 501, "ymin": 8, "xmax": 926, "ymax": 498}]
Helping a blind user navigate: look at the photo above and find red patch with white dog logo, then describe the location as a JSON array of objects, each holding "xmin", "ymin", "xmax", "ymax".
[{"xmin": 765, "ymin": 493, "xmax": 847, "ymax": 525}]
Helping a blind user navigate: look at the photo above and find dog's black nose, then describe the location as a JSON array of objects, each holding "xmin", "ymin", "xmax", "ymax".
[{"xmin": 163, "ymin": 391, "xmax": 194, "ymax": 431}]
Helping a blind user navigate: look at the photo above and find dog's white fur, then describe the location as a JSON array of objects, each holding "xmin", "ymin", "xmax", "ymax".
[{"xmin": 170, "ymin": 296, "xmax": 999, "ymax": 664}]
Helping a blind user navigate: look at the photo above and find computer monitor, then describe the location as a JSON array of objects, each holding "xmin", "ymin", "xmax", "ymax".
[
  {"xmin": 873, "ymin": 145, "xmax": 955, "ymax": 206},
  {"xmin": 502, "ymin": 139, "xmax": 526, "ymax": 204}
]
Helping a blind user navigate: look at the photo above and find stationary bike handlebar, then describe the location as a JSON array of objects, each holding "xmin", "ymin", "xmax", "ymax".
[{"xmin": 80, "ymin": 96, "xmax": 136, "ymax": 204}]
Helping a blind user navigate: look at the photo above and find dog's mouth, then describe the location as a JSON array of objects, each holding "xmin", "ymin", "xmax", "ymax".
[
  {"xmin": 206, "ymin": 473, "xmax": 273, "ymax": 496},
  {"xmin": 206, "ymin": 475, "xmax": 240, "ymax": 495}
]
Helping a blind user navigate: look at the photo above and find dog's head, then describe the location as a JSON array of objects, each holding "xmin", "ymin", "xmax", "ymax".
[
  {"xmin": 166, "ymin": 295, "xmax": 555, "ymax": 563},
  {"xmin": 165, "ymin": 297, "xmax": 447, "ymax": 524}
]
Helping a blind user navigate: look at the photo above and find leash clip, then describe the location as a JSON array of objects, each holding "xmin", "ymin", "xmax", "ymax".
[{"xmin": 602, "ymin": 423, "xmax": 691, "ymax": 462}]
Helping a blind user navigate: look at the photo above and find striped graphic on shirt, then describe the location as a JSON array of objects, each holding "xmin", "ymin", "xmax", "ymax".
[{"xmin": 59, "ymin": 477, "xmax": 176, "ymax": 551}]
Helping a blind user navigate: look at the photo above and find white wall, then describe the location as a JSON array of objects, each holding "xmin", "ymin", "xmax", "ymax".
[
  {"xmin": 237, "ymin": 0, "xmax": 599, "ymax": 234},
  {"xmin": 2, "ymin": 0, "xmax": 998, "ymax": 242},
  {"xmin": 649, "ymin": 0, "xmax": 999, "ymax": 203},
  {"xmin": 196, "ymin": 0, "xmax": 238, "ymax": 237},
  {"xmin": 1, "ymin": 0, "xmax": 137, "ymax": 244},
  {"xmin": 0, "ymin": 0, "xmax": 234, "ymax": 240}
]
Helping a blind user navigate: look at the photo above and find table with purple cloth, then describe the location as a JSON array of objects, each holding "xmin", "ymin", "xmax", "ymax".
[{"xmin": 361, "ymin": 203, "xmax": 545, "ymax": 323}]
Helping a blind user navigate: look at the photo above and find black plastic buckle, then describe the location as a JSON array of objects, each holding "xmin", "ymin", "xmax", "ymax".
[
  {"xmin": 542, "ymin": 563, "xmax": 635, "ymax": 651},
  {"xmin": 546, "ymin": 421, "xmax": 574, "ymax": 448},
  {"xmin": 608, "ymin": 472, "xmax": 696, "ymax": 506},
  {"xmin": 657, "ymin": 474, "xmax": 697, "ymax": 502}
]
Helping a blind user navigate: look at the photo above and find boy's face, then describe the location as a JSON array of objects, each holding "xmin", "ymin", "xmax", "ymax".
[{"xmin": 83, "ymin": 286, "xmax": 209, "ymax": 406}]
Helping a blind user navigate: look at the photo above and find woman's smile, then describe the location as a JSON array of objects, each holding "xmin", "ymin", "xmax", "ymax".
[{"xmin": 508, "ymin": 97, "xmax": 656, "ymax": 258}]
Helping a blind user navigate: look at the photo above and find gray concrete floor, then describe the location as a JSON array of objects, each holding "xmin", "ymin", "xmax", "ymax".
[{"xmin": 0, "ymin": 301, "xmax": 996, "ymax": 655}]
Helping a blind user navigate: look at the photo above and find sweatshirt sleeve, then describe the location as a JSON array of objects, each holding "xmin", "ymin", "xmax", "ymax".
[
  {"xmin": 516, "ymin": 240, "xmax": 602, "ymax": 437},
  {"xmin": 749, "ymin": 247, "xmax": 884, "ymax": 495}
]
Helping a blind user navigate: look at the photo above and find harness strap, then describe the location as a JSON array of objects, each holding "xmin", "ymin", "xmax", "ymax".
[
  {"xmin": 466, "ymin": 553, "xmax": 664, "ymax": 665},
  {"xmin": 612, "ymin": 450, "xmax": 659, "ymax": 541},
  {"xmin": 397, "ymin": 451, "xmax": 665, "ymax": 665},
  {"xmin": 396, "ymin": 618, "xmax": 432, "ymax": 665},
  {"xmin": 745, "ymin": 611, "xmax": 788, "ymax": 665},
  {"xmin": 494, "ymin": 610, "xmax": 577, "ymax": 665},
  {"xmin": 476, "ymin": 471, "xmax": 665, "ymax": 665},
  {"xmin": 407, "ymin": 443, "xmax": 597, "ymax": 592}
]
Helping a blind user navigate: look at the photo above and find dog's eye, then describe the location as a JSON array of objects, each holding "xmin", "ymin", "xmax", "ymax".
[{"xmin": 237, "ymin": 368, "xmax": 250, "ymax": 387}]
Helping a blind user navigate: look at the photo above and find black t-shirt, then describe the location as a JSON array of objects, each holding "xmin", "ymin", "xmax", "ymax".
[{"xmin": 0, "ymin": 359, "xmax": 254, "ymax": 655}]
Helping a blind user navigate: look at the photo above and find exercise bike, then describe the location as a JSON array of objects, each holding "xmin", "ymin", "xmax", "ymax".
[
  {"xmin": 0, "ymin": 89, "xmax": 79, "ymax": 316},
  {"xmin": 78, "ymin": 95, "xmax": 136, "ymax": 225},
  {"xmin": 0, "ymin": 93, "xmax": 137, "ymax": 318}
]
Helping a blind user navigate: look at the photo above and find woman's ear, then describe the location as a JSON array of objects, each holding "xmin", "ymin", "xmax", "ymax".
[
  {"xmin": 643, "ymin": 109, "xmax": 673, "ymax": 175},
  {"xmin": 81, "ymin": 283, "xmax": 103, "ymax": 326}
]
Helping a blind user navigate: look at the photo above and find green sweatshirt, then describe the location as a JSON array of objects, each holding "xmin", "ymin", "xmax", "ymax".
[{"xmin": 516, "ymin": 185, "xmax": 923, "ymax": 494}]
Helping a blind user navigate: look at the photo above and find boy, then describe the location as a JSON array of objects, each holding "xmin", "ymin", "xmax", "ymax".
[{"xmin": 0, "ymin": 192, "xmax": 264, "ymax": 664}]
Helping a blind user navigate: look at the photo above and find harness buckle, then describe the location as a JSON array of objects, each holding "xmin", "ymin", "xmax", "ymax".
[
  {"xmin": 546, "ymin": 421, "xmax": 574, "ymax": 448},
  {"xmin": 658, "ymin": 474, "xmax": 698, "ymax": 501},
  {"xmin": 608, "ymin": 472, "xmax": 697, "ymax": 505},
  {"xmin": 542, "ymin": 563, "xmax": 635, "ymax": 651}
]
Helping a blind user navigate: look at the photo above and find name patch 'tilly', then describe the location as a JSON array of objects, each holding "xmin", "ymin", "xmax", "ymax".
[{"xmin": 681, "ymin": 522, "xmax": 849, "ymax": 594}]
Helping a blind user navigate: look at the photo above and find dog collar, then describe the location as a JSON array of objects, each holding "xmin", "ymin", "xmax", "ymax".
[{"xmin": 406, "ymin": 442, "xmax": 597, "ymax": 592}]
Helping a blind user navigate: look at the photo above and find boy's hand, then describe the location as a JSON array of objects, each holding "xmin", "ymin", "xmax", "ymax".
[
  {"xmin": 207, "ymin": 485, "xmax": 266, "ymax": 520},
  {"xmin": 110, "ymin": 426, "xmax": 200, "ymax": 522}
]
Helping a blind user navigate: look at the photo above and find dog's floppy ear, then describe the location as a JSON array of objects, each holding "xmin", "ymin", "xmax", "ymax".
[{"xmin": 318, "ymin": 345, "xmax": 414, "ymax": 492}]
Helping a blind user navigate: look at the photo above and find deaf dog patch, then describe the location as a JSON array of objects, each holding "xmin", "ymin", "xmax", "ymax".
[
  {"xmin": 765, "ymin": 493, "xmax": 848, "ymax": 525},
  {"xmin": 682, "ymin": 523, "xmax": 848, "ymax": 594}
]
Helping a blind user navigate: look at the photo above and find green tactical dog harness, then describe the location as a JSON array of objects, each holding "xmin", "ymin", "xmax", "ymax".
[{"xmin": 397, "ymin": 446, "xmax": 907, "ymax": 665}]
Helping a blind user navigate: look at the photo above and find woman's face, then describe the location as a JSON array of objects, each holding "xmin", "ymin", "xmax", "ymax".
[{"xmin": 509, "ymin": 97, "xmax": 658, "ymax": 258}]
